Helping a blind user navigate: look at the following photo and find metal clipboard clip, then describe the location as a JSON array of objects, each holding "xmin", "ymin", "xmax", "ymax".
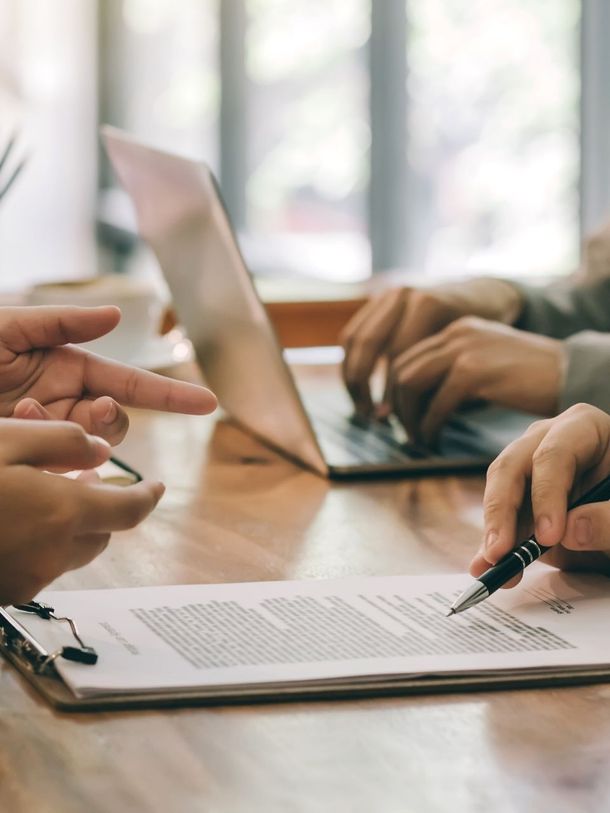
[{"xmin": 0, "ymin": 600, "xmax": 98, "ymax": 675}]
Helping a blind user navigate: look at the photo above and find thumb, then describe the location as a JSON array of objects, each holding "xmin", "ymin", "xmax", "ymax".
[
  {"xmin": 0, "ymin": 419, "xmax": 111, "ymax": 470},
  {"xmin": 559, "ymin": 503, "xmax": 610, "ymax": 552},
  {"xmin": 0, "ymin": 305, "xmax": 121, "ymax": 351}
]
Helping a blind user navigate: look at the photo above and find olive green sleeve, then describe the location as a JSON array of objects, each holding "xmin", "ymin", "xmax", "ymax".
[
  {"xmin": 512, "ymin": 277, "xmax": 610, "ymax": 339},
  {"xmin": 508, "ymin": 278, "xmax": 610, "ymax": 410},
  {"xmin": 557, "ymin": 331, "xmax": 610, "ymax": 412}
]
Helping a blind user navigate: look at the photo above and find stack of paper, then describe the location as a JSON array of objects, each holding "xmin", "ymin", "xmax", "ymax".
[{"xmin": 9, "ymin": 566, "xmax": 610, "ymax": 701}]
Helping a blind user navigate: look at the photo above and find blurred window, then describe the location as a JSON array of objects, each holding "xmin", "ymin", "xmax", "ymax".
[
  {"xmin": 100, "ymin": 0, "xmax": 219, "ymax": 163},
  {"xmin": 3, "ymin": 1, "xmax": 586, "ymax": 287},
  {"xmin": 407, "ymin": 0, "xmax": 579, "ymax": 277},
  {"xmin": 244, "ymin": 0, "xmax": 370, "ymax": 281},
  {"xmin": 102, "ymin": 0, "xmax": 579, "ymax": 280}
]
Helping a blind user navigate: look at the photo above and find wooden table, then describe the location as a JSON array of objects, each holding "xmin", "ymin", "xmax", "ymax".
[{"xmin": 1, "ymin": 366, "xmax": 609, "ymax": 813}]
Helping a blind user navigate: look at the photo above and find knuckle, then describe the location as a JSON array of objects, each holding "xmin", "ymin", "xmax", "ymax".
[
  {"xmin": 48, "ymin": 503, "xmax": 80, "ymax": 536},
  {"xmin": 530, "ymin": 476, "xmax": 556, "ymax": 501},
  {"xmin": 81, "ymin": 534, "xmax": 112, "ymax": 563},
  {"xmin": 411, "ymin": 290, "xmax": 437, "ymax": 309},
  {"xmin": 531, "ymin": 442, "xmax": 562, "ymax": 468},
  {"xmin": 486, "ymin": 453, "xmax": 512, "ymax": 478},
  {"xmin": 397, "ymin": 365, "xmax": 425, "ymax": 390},
  {"xmin": 563, "ymin": 403, "xmax": 610, "ymax": 438},
  {"xmin": 525, "ymin": 418, "xmax": 551, "ymax": 436},
  {"xmin": 565, "ymin": 402, "xmax": 598, "ymax": 419},
  {"xmin": 445, "ymin": 315, "xmax": 481, "ymax": 336},
  {"xmin": 388, "ymin": 288, "xmax": 407, "ymax": 306},
  {"xmin": 484, "ymin": 484, "xmax": 522, "ymax": 516},
  {"xmin": 452, "ymin": 352, "xmax": 477, "ymax": 378},
  {"xmin": 440, "ymin": 320, "xmax": 460, "ymax": 339},
  {"xmin": 396, "ymin": 364, "xmax": 414, "ymax": 385},
  {"xmin": 125, "ymin": 369, "xmax": 139, "ymax": 405}
]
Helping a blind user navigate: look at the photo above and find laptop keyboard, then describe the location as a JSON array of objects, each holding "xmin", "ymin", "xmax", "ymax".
[{"xmin": 303, "ymin": 390, "xmax": 431, "ymax": 466}]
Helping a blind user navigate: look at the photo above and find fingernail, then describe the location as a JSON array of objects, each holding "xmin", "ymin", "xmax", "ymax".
[
  {"xmin": 23, "ymin": 402, "xmax": 45, "ymax": 419},
  {"xmin": 484, "ymin": 530, "xmax": 499, "ymax": 555},
  {"xmin": 575, "ymin": 516, "xmax": 592, "ymax": 547},
  {"xmin": 100, "ymin": 401, "xmax": 118, "ymax": 425},
  {"xmin": 535, "ymin": 515, "xmax": 552, "ymax": 539}
]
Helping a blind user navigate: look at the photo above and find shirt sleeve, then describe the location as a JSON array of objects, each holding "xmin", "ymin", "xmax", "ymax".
[
  {"xmin": 495, "ymin": 218, "xmax": 610, "ymax": 410},
  {"xmin": 512, "ymin": 215, "xmax": 610, "ymax": 338},
  {"xmin": 559, "ymin": 331, "xmax": 610, "ymax": 412},
  {"xmin": 512, "ymin": 277, "xmax": 610, "ymax": 339}
]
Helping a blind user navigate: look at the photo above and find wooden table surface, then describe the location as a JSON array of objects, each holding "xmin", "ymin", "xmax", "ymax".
[{"xmin": 2, "ymin": 366, "xmax": 610, "ymax": 813}]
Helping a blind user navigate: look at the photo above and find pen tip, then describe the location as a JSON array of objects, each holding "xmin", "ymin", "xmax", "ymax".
[{"xmin": 445, "ymin": 609, "xmax": 455, "ymax": 617}]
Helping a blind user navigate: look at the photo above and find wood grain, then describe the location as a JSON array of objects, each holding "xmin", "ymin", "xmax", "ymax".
[{"xmin": 0, "ymin": 365, "xmax": 608, "ymax": 813}]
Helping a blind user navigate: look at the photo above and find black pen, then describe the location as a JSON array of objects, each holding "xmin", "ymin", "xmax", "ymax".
[
  {"xmin": 109, "ymin": 456, "xmax": 143, "ymax": 483},
  {"xmin": 447, "ymin": 471, "xmax": 610, "ymax": 616}
]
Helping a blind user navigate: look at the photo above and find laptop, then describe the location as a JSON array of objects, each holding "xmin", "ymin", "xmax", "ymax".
[{"xmin": 103, "ymin": 127, "xmax": 535, "ymax": 478}]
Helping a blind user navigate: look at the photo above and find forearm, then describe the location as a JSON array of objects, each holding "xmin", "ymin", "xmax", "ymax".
[{"xmin": 424, "ymin": 277, "xmax": 524, "ymax": 324}]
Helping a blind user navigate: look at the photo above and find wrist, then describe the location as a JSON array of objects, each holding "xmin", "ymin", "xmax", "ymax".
[
  {"xmin": 425, "ymin": 277, "xmax": 525, "ymax": 324},
  {"xmin": 541, "ymin": 337, "xmax": 566, "ymax": 415},
  {"xmin": 468, "ymin": 278, "xmax": 524, "ymax": 324}
]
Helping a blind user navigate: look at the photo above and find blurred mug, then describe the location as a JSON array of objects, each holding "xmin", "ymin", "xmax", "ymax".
[{"xmin": 26, "ymin": 275, "xmax": 164, "ymax": 364}]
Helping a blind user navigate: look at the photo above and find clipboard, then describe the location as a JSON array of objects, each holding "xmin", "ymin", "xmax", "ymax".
[{"xmin": 3, "ymin": 601, "xmax": 610, "ymax": 713}]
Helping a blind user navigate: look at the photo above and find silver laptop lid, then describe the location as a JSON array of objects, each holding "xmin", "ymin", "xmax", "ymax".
[{"xmin": 102, "ymin": 126, "xmax": 327, "ymax": 476}]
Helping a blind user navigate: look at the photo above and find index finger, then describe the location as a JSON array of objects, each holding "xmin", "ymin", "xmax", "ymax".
[
  {"xmin": 479, "ymin": 421, "xmax": 550, "ymax": 566},
  {"xmin": 81, "ymin": 352, "xmax": 217, "ymax": 415},
  {"xmin": 0, "ymin": 306, "xmax": 121, "ymax": 352},
  {"xmin": 340, "ymin": 290, "xmax": 405, "ymax": 413}
]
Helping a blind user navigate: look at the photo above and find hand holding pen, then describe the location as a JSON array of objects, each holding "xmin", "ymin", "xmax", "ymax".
[{"xmin": 451, "ymin": 405, "xmax": 610, "ymax": 615}]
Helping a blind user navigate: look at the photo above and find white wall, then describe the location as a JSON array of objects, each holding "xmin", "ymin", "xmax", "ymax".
[{"xmin": 0, "ymin": 0, "xmax": 97, "ymax": 290}]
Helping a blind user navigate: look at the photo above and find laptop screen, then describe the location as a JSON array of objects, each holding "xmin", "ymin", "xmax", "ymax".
[{"xmin": 103, "ymin": 127, "xmax": 326, "ymax": 475}]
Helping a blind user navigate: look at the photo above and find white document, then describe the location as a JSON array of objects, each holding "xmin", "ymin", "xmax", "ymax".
[{"xmin": 9, "ymin": 565, "xmax": 610, "ymax": 699}]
